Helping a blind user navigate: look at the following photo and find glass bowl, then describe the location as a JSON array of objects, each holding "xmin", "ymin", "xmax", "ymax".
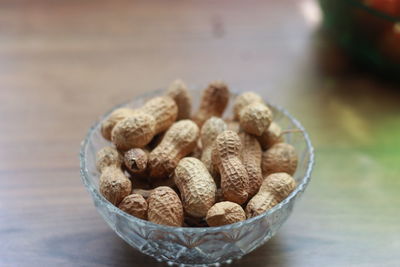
[
  {"xmin": 318, "ymin": 0, "xmax": 400, "ymax": 76},
  {"xmin": 79, "ymin": 89, "xmax": 314, "ymax": 266}
]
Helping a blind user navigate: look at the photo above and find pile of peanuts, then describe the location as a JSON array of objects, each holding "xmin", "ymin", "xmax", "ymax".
[{"xmin": 96, "ymin": 80, "xmax": 298, "ymax": 227}]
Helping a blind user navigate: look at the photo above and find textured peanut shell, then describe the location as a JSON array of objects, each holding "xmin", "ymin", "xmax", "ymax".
[
  {"xmin": 96, "ymin": 146, "xmax": 122, "ymax": 173},
  {"xmin": 200, "ymin": 117, "xmax": 227, "ymax": 178},
  {"xmin": 99, "ymin": 167, "xmax": 132, "ymax": 206},
  {"xmin": 141, "ymin": 96, "xmax": 178, "ymax": 134},
  {"xmin": 192, "ymin": 81, "xmax": 229, "ymax": 127},
  {"xmin": 149, "ymin": 120, "xmax": 199, "ymax": 178},
  {"xmin": 166, "ymin": 79, "xmax": 192, "ymax": 120},
  {"xmin": 245, "ymin": 190, "xmax": 278, "ymax": 218},
  {"xmin": 212, "ymin": 131, "xmax": 249, "ymax": 205},
  {"xmin": 206, "ymin": 201, "xmax": 246, "ymax": 226},
  {"xmin": 257, "ymin": 122, "xmax": 283, "ymax": 150},
  {"xmin": 101, "ymin": 108, "xmax": 137, "ymax": 141},
  {"xmin": 239, "ymin": 103, "xmax": 273, "ymax": 136},
  {"xmin": 147, "ymin": 186, "xmax": 184, "ymax": 227},
  {"xmin": 263, "ymin": 172, "xmax": 296, "ymax": 202},
  {"xmin": 111, "ymin": 113, "xmax": 156, "ymax": 150},
  {"xmin": 261, "ymin": 143, "xmax": 298, "ymax": 176},
  {"xmin": 233, "ymin": 92, "xmax": 264, "ymax": 120},
  {"xmin": 239, "ymin": 132, "xmax": 263, "ymax": 197},
  {"xmin": 118, "ymin": 194, "xmax": 148, "ymax": 220},
  {"xmin": 124, "ymin": 148, "xmax": 148, "ymax": 173},
  {"xmin": 174, "ymin": 157, "xmax": 216, "ymax": 218}
]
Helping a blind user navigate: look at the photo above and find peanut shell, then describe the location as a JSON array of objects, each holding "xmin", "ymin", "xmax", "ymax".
[
  {"xmin": 118, "ymin": 193, "xmax": 148, "ymax": 220},
  {"xmin": 206, "ymin": 201, "xmax": 246, "ymax": 227},
  {"xmin": 111, "ymin": 113, "xmax": 156, "ymax": 150},
  {"xmin": 149, "ymin": 120, "xmax": 199, "ymax": 178},
  {"xmin": 192, "ymin": 81, "xmax": 229, "ymax": 127},
  {"xmin": 166, "ymin": 79, "xmax": 192, "ymax": 120},
  {"xmin": 96, "ymin": 146, "xmax": 122, "ymax": 173},
  {"xmin": 147, "ymin": 186, "xmax": 184, "ymax": 227},
  {"xmin": 124, "ymin": 148, "xmax": 148, "ymax": 173},
  {"xmin": 101, "ymin": 108, "xmax": 137, "ymax": 141},
  {"xmin": 174, "ymin": 157, "xmax": 216, "ymax": 218},
  {"xmin": 99, "ymin": 166, "xmax": 132, "ymax": 206},
  {"xmin": 233, "ymin": 92, "xmax": 264, "ymax": 120},
  {"xmin": 257, "ymin": 122, "xmax": 283, "ymax": 150},
  {"xmin": 239, "ymin": 132, "xmax": 263, "ymax": 197},
  {"xmin": 239, "ymin": 102, "xmax": 272, "ymax": 136},
  {"xmin": 261, "ymin": 143, "xmax": 298, "ymax": 176},
  {"xmin": 212, "ymin": 130, "xmax": 249, "ymax": 205}
]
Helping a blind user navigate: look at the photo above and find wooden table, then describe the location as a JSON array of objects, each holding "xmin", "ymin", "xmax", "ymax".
[{"xmin": 1, "ymin": 0, "xmax": 400, "ymax": 266}]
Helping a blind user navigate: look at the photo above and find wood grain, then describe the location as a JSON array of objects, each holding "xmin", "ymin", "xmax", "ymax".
[{"xmin": 1, "ymin": 0, "xmax": 400, "ymax": 266}]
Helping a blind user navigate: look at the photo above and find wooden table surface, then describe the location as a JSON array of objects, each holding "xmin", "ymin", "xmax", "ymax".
[{"xmin": 1, "ymin": 0, "xmax": 400, "ymax": 266}]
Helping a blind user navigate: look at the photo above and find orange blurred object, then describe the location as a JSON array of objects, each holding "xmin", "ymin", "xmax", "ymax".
[
  {"xmin": 381, "ymin": 23, "xmax": 400, "ymax": 63},
  {"xmin": 364, "ymin": 0, "xmax": 400, "ymax": 16}
]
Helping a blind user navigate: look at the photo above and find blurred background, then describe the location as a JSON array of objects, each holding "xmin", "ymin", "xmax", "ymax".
[{"xmin": 1, "ymin": 0, "xmax": 399, "ymax": 266}]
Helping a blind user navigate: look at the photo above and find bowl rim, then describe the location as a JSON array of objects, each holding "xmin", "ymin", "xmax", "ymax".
[{"xmin": 79, "ymin": 89, "xmax": 315, "ymax": 233}]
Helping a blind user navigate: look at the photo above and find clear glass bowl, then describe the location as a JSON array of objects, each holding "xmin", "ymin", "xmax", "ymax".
[{"xmin": 79, "ymin": 89, "xmax": 315, "ymax": 266}]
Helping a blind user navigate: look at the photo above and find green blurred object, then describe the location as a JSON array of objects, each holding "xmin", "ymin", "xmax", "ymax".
[{"xmin": 319, "ymin": 0, "xmax": 400, "ymax": 77}]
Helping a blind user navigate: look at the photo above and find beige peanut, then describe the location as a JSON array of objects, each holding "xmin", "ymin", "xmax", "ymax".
[
  {"xmin": 206, "ymin": 201, "xmax": 246, "ymax": 227},
  {"xmin": 239, "ymin": 102, "xmax": 273, "ymax": 136},
  {"xmin": 192, "ymin": 81, "xmax": 229, "ymax": 127},
  {"xmin": 147, "ymin": 186, "xmax": 184, "ymax": 227},
  {"xmin": 166, "ymin": 79, "xmax": 192, "ymax": 120},
  {"xmin": 96, "ymin": 146, "xmax": 123, "ymax": 173},
  {"xmin": 174, "ymin": 157, "xmax": 216, "ymax": 218},
  {"xmin": 257, "ymin": 122, "xmax": 283, "ymax": 150},
  {"xmin": 246, "ymin": 172, "xmax": 296, "ymax": 218},
  {"xmin": 261, "ymin": 143, "xmax": 298, "ymax": 176},
  {"xmin": 99, "ymin": 166, "xmax": 132, "ymax": 206},
  {"xmin": 124, "ymin": 148, "xmax": 148, "ymax": 174},
  {"xmin": 101, "ymin": 108, "xmax": 137, "ymax": 141},
  {"xmin": 239, "ymin": 132, "xmax": 263, "ymax": 197},
  {"xmin": 111, "ymin": 96, "xmax": 178, "ymax": 150},
  {"xmin": 149, "ymin": 120, "xmax": 199, "ymax": 178},
  {"xmin": 212, "ymin": 130, "xmax": 249, "ymax": 205},
  {"xmin": 200, "ymin": 117, "xmax": 227, "ymax": 179},
  {"xmin": 118, "ymin": 193, "xmax": 148, "ymax": 220},
  {"xmin": 233, "ymin": 92, "xmax": 264, "ymax": 120}
]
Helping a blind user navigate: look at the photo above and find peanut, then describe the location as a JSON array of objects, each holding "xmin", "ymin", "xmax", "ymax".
[
  {"xmin": 261, "ymin": 143, "xmax": 298, "ymax": 176},
  {"xmin": 149, "ymin": 120, "xmax": 199, "ymax": 178},
  {"xmin": 99, "ymin": 166, "xmax": 132, "ymax": 206},
  {"xmin": 246, "ymin": 172, "xmax": 295, "ymax": 218},
  {"xmin": 101, "ymin": 108, "xmax": 137, "ymax": 141},
  {"xmin": 206, "ymin": 201, "xmax": 246, "ymax": 226},
  {"xmin": 124, "ymin": 148, "xmax": 148, "ymax": 174},
  {"xmin": 192, "ymin": 81, "xmax": 229, "ymax": 127},
  {"xmin": 96, "ymin": 146, "xmax": 122, "ymax": 173},
  {"xmin": 233, "ymin": 92, "xmax": 264, "ymax": 120},
  {"xmin": 166, "ymin": 79, "xmax": 192, "ymax": 120},
  {"xmin": 118, "ymin": 193, "xmax": 148, "ymax": 220},
  {"xmin": 200, "ymin": 117, "xmax": 227, "ymax": 179},
  {"xmin": 239, "ymin": 132, "xmax": 263, "ymax": 197},
  {"xmin": 147, "ymin": 186, "xmax": 184, "ymax": 227},
  {"xmin": 257, "ymin": 122, "xmax": 283, "ymax": 150},
  {"xmin": 111, "ymin": 96, "xmax": 178, "ymax": 150},
  {"xmin": 239, "ymin": 102, "xmax": 272, "ymax": 136},
  {"xmin": 174, "ymin": 157, "xmax": 216, "ymax": 218},
  {"xmin": 212, "ymin": 130, "xmax": 249, "ymax": 204},
  {"xmin": 111, "ymin": 112, "xmax": 156, "ymax": 150},
  {"xmin": 263, "ymin": 172, "xmax": 296, "ymax": 202}
]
